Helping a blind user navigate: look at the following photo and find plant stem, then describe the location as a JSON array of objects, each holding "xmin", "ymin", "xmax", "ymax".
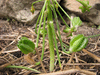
[
  {"xmin": 47, "ymin": 0, "xmax": 55, "ymax": 71},
  {"xmin": 86, "ymin": 34, "xmax": 100, "ymax": 38},
  {"xmin": 47, "ymin": 25, "xmax": 55, "ymax": 72},
  {"xmin": 54, "ymin": 0, "xmax": 71, "ymax": 20},
  {"xmin": 41, "ymin": 11, "xmax": 47, "ymax": 61},
  {"xmin": 56, "ymin": 7, "xmax": 69, "ymax": 28},
  {"xmin": 35, "ymin": 48, "xmax": 46, "ymax": 73},
  {"xmin": 0, "ymin": 56, "xmax": 24, "ymax": 69},
  {"xmin": 50, "ymin": 6, "xmax": 70, "ymax": 54},
  {"xmin": 51, "ymin": 2, "xmax": 62, "ymax": 70},
  {"xmin": 82, "ymin": 49, "xmax": 100, "ymax": 62},
  {"xmin": 35, "ymin": 9, "xmax": 42, "ymax": 34},
  {"xmin": 32, "ymin": 0, "xmax": 42, "ymax": 6},
  {"xmin": 36, "ymin": 0, "xmax": 47, "ymax": 48},
  {"xmin": 35, "ymin": 11, "xmax": 47, "ymax": 65},
  {"xmin": 6, "ymin": 65, "xmax": 41, "ymax": 73}
]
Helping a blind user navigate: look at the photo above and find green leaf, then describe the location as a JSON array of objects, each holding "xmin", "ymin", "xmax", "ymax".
[
  {"xmin": 40, "ymin": 29, "xmax": 47, "ymax": 36},
  {"xmin": 97, "ymin": 25, "xmax": 100, "ymax": 29},
  {"xmin": 70, "ymin": 34, "xmax": 83, "ymax": 46},
  {"xmin": 17, "ymin": 37, "xmax": 35, "ymax": 54},
  {"xmin": 17, "ymin": 44, "xmax": 33, "ymax": 54},
  {"xmin": 77, "ymin": 37, "xmax": 88, "ymax": 52},
  {"xmin": 68, "ymin": 34, "xmax": 88, "ymax": 53},
  {"xmin": 76, "ymin": 0, "xmax": 91, "ymax": 13},
  {"xmin": 72, "ymin": 17, "xmax": 82, "ymax": 27},
  {"xmin": 70, "ymin": 37, "xmax": 84, "ymax": 52},
  {"xmin": 63, "ymin": 27, "xmax": 70, "ymax": 33}
]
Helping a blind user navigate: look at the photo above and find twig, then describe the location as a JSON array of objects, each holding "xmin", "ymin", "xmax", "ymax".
[
  {"xmin": 79, "ymin": 69, "xmax": 96, "ymax": 75},
  {"xmin": 62, "ymin": 67, "xmax": 97, "ymax": 75},
  {"xmin": 0, "ymin": 55, "xmax": 24, "ymax": 69},
  {"xmin": 68, "ymin": 52, "xmax": 75, "ymax": 63},
  {"xmin": 75, "ymin": 53, "xmax": 80, "ymax": 69},
  {"xmin": 62, "ymin": 63, "xmax": 100, "ymax": 66},
  {"xmin": 39, "ymin": 69, "xmax": 79, "ymax": 75},
  {"xmin": 82, "ymin": 49, "xmax": 100, "ymax": 62},
  {"xmin": 35, "ymin": 48, "xmax": 46, "ymax": 73},
  {"xmin": 2, "ymin": 49, "xmax": 20, "ymax": 53}
]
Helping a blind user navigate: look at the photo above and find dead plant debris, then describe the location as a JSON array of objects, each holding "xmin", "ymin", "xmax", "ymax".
[{"xmin": 0, "ymin": 19, "xmax": 100, "ymax": 75}]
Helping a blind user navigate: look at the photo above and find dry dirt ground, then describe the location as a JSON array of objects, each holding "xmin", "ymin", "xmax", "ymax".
[{"xmin": 0, "ymin": 17, "xmax": 100, "ymax": 75}]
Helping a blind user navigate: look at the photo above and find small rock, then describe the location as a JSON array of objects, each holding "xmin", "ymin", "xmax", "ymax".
[
  {"xmin": 0, "ymin": 0, "xmax": 60, "ymax": 25},
  {"xmin": 64, "ymin": 0, "xmax": 100, "ymax": 12},
  {"xmin": 86, "ymin": 4, "xmax": 100, "ymax": 25},
  {"xmin": 62, "ymin": 0, "xmax": 100, "ymax": 25}
]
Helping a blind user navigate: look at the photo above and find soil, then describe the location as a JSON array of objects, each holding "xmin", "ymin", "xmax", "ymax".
[{"xmin": 0, "ymin": 14, "xmax": 100, "ymax": 75}]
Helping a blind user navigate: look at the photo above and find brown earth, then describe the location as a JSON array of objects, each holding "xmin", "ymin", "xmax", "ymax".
[{"xmin": 0, "ymin": 12, "xmax": 100, "ymax": 75}]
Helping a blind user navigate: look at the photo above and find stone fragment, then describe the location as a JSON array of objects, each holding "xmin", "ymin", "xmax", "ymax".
[
  {"xmin": 62, "ymin": 0, "xmax": 100, "ymax": 25},
  {"xmin": 0, "ymin": 0, "xmax": 60, "ymax": 25},
  {"xmin": 64, "ymin": 0, "xmax": 100, "ymax": 12}
]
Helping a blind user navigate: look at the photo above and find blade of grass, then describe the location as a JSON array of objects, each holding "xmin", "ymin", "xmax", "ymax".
[
  {"xmin": 54, "ymin": 0, "xmax": 71, "ymax": 21},
  {"xmin": 47, "ymin": 0, "xmax": 55, "ymax": 71},
  {"xmin": 35, "ymin": 11, "xmax": 47, "ymax": 65},
  {"xmin": 35, "ymin": 9, "xmax": 42, "ymax": 34},
  {"xmin": 51, "ymin": 2, "xmax": 69, "ymax": 54},
  {"xmin": 6, "ymin": 65, "xmax": 41, "ymax": 73},
  {"xmin": 41, "ymin": 11, "xmax": 47, "ymax": 61},
  {"xmin": 36, "ymin": 0, "xmax": 47, "ymax": 48},
  {"xmin": 56, "ymin": 7, "xmax": 69, "ymax": 28},
  {"xmin": 49, "ymin": 4, "xmax": 62, "ymax": 70}
]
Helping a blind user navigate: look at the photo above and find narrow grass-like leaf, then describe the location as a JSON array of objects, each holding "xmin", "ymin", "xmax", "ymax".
[
  {"xmin": 32, "ymin": 0, "xmax": 42, "ymax": 6},
  {"xmin": 54, "ymin": 0, "xmax": 71, "ymax": 20},
  {"xmin": 47, "ymin": 1, "xmax": 55, "ymax": 71},
  {"xmin": 52, "ymin": 1, "xmax": 69, "ymax": 54},
  {"xmin": 41, "ymin": 11, "xmax": 47, "ymax": 61},
  {"xmin": 56, "ymin": 8, "xmax": 69, "ymax": 28},
  {"xmin": 36, "ymin": 0, "xmax": 47, "ymax": 48},
  {"xmin": 6, "ymin": 65, "xmax": 41, "ymax": 73},
  {"xmin": 35, "ymin": 9, "xmax": 42, "ymax": 34}
]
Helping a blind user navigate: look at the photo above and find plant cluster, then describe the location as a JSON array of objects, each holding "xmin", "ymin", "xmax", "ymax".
[{"xmin": 6, "ymin": 0, "xmax": 100, "ymax": 73}]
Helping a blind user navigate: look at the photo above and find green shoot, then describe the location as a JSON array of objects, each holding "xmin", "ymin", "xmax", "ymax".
[
  {"xmin": 76, "ymin": 0, "xmax": 92, "ymax": 13},
  {"xmin": 72, "ymin": 17, "xmax": 82, "ymax": 27},
  {"xmin": 63, "ymin": 17, "xmax": 82, "ymax": 37}
]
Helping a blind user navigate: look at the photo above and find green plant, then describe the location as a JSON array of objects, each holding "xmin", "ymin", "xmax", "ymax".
[
  {"xmin": 4, "ymin": 0, "xmax": 100, "ymax": 73},
  {"xmin": 66, "ymin": 33, "xmax": 100, "ymax": 54},
  {"xmin": 72, "ymin": 17, "xmax": 82, "ymax": 27},
  {"xmin": 15, "ymin": 0, "xmax": 98, "ymax": 72},
  {"xmin": 7, "ymin": 18, "xmax": 10, "ymax": 22},
  {"xmin": 76, "ymin": 0, "xmax": 92, "ymax": 13},
  {"xmin": 31, "ymin": 0, "xmax": 90, "ymax": 72},
  {"xmin": 17, "ymin": 37, "xmax": 35, "ymax": 54},
  {"xmin": 40, "ymin": 28, "xmax": 47, "ymax": 36},
  {"xmin": 97, "ymin": 25, "xmax": 100, "ymax": 29},
  {"xmin": 67, "ymin": 34, "xmax": 88, "ymax": 54},
  {"xmin": 6, "ymin": 37, "xmax": 43, "ymax": 73},
  {"xmin": 63, "ymin": 17, "xmax": 82, "ymax": 37},
  {"xmin": 33, "ymin": 0, "xmax": 66, "ymax": 71},
  {"xmin": 6, "ymin": 65, "xmax": 41, "ymax": 73}
]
